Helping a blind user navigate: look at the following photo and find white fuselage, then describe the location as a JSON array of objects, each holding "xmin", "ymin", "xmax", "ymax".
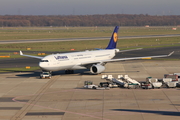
[{"xmin": 39, "ymin": 49, "xmax": 116, "ymax": 71}]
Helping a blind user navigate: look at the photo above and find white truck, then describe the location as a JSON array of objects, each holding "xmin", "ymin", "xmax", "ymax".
[
  {"xmin": 84, "ymin": 81, "xmax": 110, "ymax": 90},
  {"xmin": 84, "ymin": 81, "xmax": 98, "ymax": 89},
  {"xmin": 40, "ymin": 72, "xmax": 52, "ymax": 79}
]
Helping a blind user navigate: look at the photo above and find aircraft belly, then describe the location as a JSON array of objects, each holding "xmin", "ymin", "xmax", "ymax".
[
  {"xmin": 71, "ymin": 66, "xmax": 86, "ymax": 70},
  {"xmin": 40, "ymin": 65, "xmax": 74, "ymax": 71}
]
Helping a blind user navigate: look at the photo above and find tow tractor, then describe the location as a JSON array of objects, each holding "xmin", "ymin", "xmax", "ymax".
[
  {"xmin": 40, "ymin": 72, "xmax": 52, "ymax": 79},
  {"xmin": 84, "ymin": 81, "xmax": 98, "ymax": 89},
  {"xmin": 84, "ymin": 81, "xmax": 110, "ymax": 90}
]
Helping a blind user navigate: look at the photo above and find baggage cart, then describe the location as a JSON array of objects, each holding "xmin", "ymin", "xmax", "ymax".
[
  {"xmin": 166, "ymin": 82, "xmax": 178, "ymax": 88},
  {"xmin": 164, "ymin": 74, "xmax": 178, "ymax": 82},
  {"xmin": 152, "ymin": 82, "xmax": 162, "ymax": 89},
  {"xmin": 146, "ymin": 77, "xmax": 158, "ymax": 83},
  {"xmin": 127, "ymin": 83, "xmax": 139, "ymax": 89},
  {"xmin": 162, "ymin": 78, "xmax": 172, "ymax": 83},
  {"xmin": 141, "ymin": 82, "xmax": 152, "ymax": 89}
]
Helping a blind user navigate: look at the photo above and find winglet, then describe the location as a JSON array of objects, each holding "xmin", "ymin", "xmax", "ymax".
[
  {"xmin": 20, "ymin": 51, "xmax": 23, "ymax": 55},
  {"xmin": 19, "ymin": 50, "xmax": 43, "ymax": 59},
  {"xmin": 168, "ymin": 51, "xmax": 174, "ymax": 56}
]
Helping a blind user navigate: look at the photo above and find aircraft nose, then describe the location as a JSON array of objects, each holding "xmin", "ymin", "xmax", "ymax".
[
  {"xmin": 39, "ymin": 62, "xmax": 44, "ymax": 69},
  {"xmin": 39, "ymin": 62, "xmax": 48, "ymax": 70}
]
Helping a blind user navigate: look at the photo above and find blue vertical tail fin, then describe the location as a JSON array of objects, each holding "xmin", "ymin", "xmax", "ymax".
[{"xmin": 106, "ymin": 26, "xmax": 119, "ymax": 49}]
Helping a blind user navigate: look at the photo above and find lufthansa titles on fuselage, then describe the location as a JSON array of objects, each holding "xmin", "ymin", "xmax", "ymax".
[{"xmin": 54, "ymin": 55, "xmax": 69, "ymax": 61}]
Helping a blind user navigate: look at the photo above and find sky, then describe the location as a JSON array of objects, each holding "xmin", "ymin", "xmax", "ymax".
[{"xmin": 0, "ymin": 0, "xmax": 180, "ymax": 15}]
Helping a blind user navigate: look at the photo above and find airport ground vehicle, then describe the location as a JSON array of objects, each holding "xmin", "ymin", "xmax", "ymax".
[
  {"xmin": 84, "ymin": 81, "xmax": 110, "ymax": 90},
  {"xmin": 164, "ymin": 74, "xmax": 180, "ymax": 82},
  {"xmin": 102, "ymin": 75, "xmax": 180, "ymax": 89},
  {"xmin": 141, "ymin": 82, "xmax": 152, "ymax": 89},
  {"xmin": 40, "ymin": 72, "xmax": 52, "ymax": 79},
  {"xmin": 99, "ymin": 82, "xmax": 118, "ymax": 88},
  {"xmin": 166, "ymin": 81, "xmax": 178, "ymax": 88},
  {"xmin": 146, "ymin": 77, "xmax": 162, "ymax": 89},
  {"xmin": 104, "ymin": 74, "xmax": 140, "ymax": 89},
  {"xmin": 127, "ymin": 83, "xmax": 140, "ymax": 89},
  {"xmin": 84, "ymin": 81, "xmax": 98, "ymax": 89}
]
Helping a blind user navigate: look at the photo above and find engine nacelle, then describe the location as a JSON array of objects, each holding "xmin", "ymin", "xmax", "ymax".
[{"xmin": 90, "ymin": 64, "xmax": 105, "ymax": 74}]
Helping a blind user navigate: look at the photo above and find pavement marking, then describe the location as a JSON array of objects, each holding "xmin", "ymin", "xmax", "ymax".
[
  {"xmin": 0, "ymin": 97, "xmax": 29, "ymax": 102},
  {"xmin": 11, "ymin": 76, "xmax": 58, "ymax": 120},
  {"xmin": 162, "ymin": 89, "xmax": 180, "ymax": 112},
  {"xmin": 12, "ymin": 89, "xmax": 111, "ymax": 120}
]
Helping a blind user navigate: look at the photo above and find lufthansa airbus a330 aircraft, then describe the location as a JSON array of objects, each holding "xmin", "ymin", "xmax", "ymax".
[{"xmin": 20, "ymin": 26, "xmax": 174, "ymax": 76}]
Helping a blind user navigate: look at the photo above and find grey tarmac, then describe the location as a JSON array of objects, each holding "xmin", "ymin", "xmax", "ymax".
[{"xmin": 0, "ymin": 60, "xmax": 180, "ymax": 120}]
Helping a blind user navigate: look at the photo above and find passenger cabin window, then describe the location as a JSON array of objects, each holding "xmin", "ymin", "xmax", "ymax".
[{"xmin": 40, "ymin": 60, "xmax": 49, "ymax": 62}]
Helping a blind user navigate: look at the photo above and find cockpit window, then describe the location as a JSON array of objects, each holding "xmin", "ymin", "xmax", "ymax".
[{"xmin": 40, "ymin": 60, "xmax": 49, "ymax": 62}]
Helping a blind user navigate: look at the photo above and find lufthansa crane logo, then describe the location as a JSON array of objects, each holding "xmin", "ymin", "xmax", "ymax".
[{"xmin": 113, "ymin": 33, "xmax": 118, "ymax": 42}]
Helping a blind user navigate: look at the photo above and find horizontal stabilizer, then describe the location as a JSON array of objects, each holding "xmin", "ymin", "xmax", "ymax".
[{"xmin": 118, "ymin": 48, "xmax": 143, "ymax": 52}]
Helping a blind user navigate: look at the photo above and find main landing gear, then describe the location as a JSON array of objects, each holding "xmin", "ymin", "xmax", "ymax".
[{"xmin": 65, "ymin": 70, "xmax": 74, "ymax": 74}]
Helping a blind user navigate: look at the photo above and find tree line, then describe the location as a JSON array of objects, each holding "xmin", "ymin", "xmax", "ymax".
[{"xmin": 0, "ymin": 14, "xmax": 180, "ymax": 27}]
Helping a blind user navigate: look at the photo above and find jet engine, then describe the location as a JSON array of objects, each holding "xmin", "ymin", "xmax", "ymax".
[{"xmin": 90, "ymin": 64, "xmax": 105, "ymax": 74}]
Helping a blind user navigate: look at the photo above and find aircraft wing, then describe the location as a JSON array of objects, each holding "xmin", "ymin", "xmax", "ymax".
[
  {"xmin": 20, "ymin": 51, "xmax": 43, "ymax": 59},
  {"xmin": 80, "ymin": 51, "xmax": 174, "ymax": 66},
  {"xmin": 103, "ymin": 51, "xmax": 174, "ymax": 63}
]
